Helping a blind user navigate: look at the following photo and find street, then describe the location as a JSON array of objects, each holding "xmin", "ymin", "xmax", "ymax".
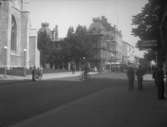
[
  {"xmin": 0, "ymin": 72, "xmax": 166, "ymax": 127},
  {"xmin": 1, "ymin": 0, "xmax": 167, "ymax": 127}
]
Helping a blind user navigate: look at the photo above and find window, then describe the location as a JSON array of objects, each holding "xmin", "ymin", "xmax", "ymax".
[{"xmin": 11, "ymin": 15, "xmax": 17, "ymax": 51}]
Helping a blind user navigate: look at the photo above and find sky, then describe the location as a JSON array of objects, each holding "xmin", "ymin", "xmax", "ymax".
[{"xmin": 25, "ymin": 0, "xmax": 148, "ymax": 56}]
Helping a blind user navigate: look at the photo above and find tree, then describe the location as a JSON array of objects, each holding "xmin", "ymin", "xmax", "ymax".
[
  {"xmin": 38, "ymin": 23, "xmax": 96, "ymax": 69},
  {"xmin": 74, "ymin": 25, "xmax": 96, "ymax": 62},
  {"xmin": 38, "ymin": 30, "xmax": 52, "ymax": 67},
  {"xmin": 62, "ymin": 25, "xmax": 99, "ymax": 69},
  {"xmin": 144, "ymin": 49, "xmax": 156, "ymax": 62},
  {"xmin": 37, "ymin": 23, "xmax": 52, "ymax": 67},
  {"xmin": 132, "ymin": 0, "xmax": 164, "ymax": 65},
  {"xmin": 67, "ymin": 26, "xmax": 74, "ymax": 38}
]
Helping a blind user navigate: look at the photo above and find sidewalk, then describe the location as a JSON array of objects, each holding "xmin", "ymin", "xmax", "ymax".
[
  {"xmin": 0, "ymin": 71, "xmax": 98, "ymax": 81},
  {"xmin": 0, "ymin": 72, "xmax": 153, "ymax": 81},
  {"xmin": 143, "ymin": 74, "xmax": 154, "ymax": 81},
  {"xmin": 93, "ymin": 72, "xmax": 154, "ymax": 81}
]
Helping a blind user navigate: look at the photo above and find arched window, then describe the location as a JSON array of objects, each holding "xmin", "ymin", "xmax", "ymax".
[{"xmin": 11, "ymin": 15, "xmax": 17, "ymax": 51}]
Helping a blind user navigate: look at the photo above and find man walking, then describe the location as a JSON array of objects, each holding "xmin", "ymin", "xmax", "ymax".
[
  {"xmin": 32, "ymin": 66, "xmax": 36, "ymax": 81},
  {"xmin": 127, "ymin": 66, "xmax": 135, "ymax": 90},
  {"xmin": 153, "ymin": 66, "xmax": 165, "ymax": 100},
  {"xmin": 136, "ymin": 65, "xmax": 145, "ymax": 90}
]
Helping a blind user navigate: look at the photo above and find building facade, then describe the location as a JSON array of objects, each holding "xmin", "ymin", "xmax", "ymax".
[
  {"xmin": 0, "ymin": 0, "xmax": 40, "ymax": 73},
  {"xmin": 89, "ymin": 18, "xmax": 128, "ymax": 71},
  {"xmin": 122, "ymin": 41, "xmax": 136, "ymax": 65},
  {"xmin": 126, "ymin": 43, "xmax": 135, "ymax": 64}
]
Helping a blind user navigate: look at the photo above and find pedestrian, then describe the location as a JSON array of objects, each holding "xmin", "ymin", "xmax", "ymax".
[
  {"xmin": 32, "ymin": 66, "xmax": 36, "ymax": 81},
  {"xmin": 165, "ymin": 66, "xmax": 167, "ymax": 86},
  {"xmin": 39, "ymin": 67, "xmax": 43, "ymax": 79},
  {"xmin": 152, "ymin": 66, "xmax": 165, "ymax": 100},
  {"xmin": 83, "ymin": 61, "xmax": 88, "ymax": 80},
  {"xmin": 136, "ymin": 65, "xmax": 145, "ymax": 90},
  {"xmin": 126, "ymin": 66, "xmax": 135, "ymax": 90},
  {"xmin": 71, "ymin": 63, "xmax": 75, "ymax": 74},
  {"xmin": 36, "ymin": 67, "xmax": 42, "ymax": 80}
]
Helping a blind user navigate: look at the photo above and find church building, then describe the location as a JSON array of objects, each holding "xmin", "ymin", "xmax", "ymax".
[{"xmin": 0, "ymin": 0, "xmax": 40, "ymax": 74}]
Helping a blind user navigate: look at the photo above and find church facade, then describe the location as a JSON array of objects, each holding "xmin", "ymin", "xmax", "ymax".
[{"xmin": 0, "ymin": 0, "xmax": 40, "ymax": 72}]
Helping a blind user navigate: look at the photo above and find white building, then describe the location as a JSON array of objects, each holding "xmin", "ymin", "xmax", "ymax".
[{"xmin": 0, "ymin": 0, "xmax": 40, "ymax": 73}]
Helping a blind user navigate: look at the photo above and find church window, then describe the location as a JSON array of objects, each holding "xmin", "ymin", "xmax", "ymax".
[{"xmin": 11, "ymin": 15, "xmax": 17, "ymax": 51}]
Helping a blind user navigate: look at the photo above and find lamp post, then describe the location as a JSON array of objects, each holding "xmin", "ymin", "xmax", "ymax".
[
  {"xmin": 23, "ymin": 49, "xmax": 27, "ymax": 76},
  {"xmin": 4, "ymin": 46, "xmax": 8, "ymax": 77}
]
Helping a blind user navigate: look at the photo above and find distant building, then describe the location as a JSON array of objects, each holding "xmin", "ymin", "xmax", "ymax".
[
  {"xmin": 38, "ymin": 23, "xmax": 59, "ymax": 41},
  {"xmin": 0, "ymin": 0, "xmax": 40, "ymax": 73},
  {"xmin": 127, "ymin": 43, "xmax": 135, "ymax": 64},
  {"xmin": 122, "ymin": 41, "xmax": 129, "ymax": 65},
  {"xmin": 38, "ymin": 22, "xmax": 52, "ymax": 36},
  {"xmin": 89, "ymin": 17, "xmax": 127, "ymax": 71},
  {"xmin": 122, "ymin": 41, "xmax": 135, "ymax": 64},
  {"xmin": 51, "ymin": 25, "xmax": 58, "ymax": 41}
]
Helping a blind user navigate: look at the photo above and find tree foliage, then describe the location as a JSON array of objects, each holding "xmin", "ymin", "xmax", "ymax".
[
  {"xmin": 132, "ymin": 0, "xmax": 162, "ymax": 42},
  {"xmin": 144, "ymin": 49, "xmax": 156, "ymax": 61},
  {"xmin": 67, "ymin": 26, "xmax": 74, "ymax": 38},
  {"xmin": 37, "ymin": 16, "xmax": 113, "ymax": 69},
  {"xmin": 37, "ymin": 30, "xmax": 52, "ymax": 67},
  {"xmin": 63, "ymin": 25, "xmax": 96, "ymax": 63},
  {"xmin": 132, "ymin": 0, "xmax": 163, "ymax": 62}
]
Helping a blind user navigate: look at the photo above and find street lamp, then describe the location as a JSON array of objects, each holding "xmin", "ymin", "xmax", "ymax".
[
  {"xmin": 4, "ymin": 46, "xmax": 8, "ymax": 77},
  {"xmin": 23, "ymin": 49, "xmax": 27, "ymax": 76}
]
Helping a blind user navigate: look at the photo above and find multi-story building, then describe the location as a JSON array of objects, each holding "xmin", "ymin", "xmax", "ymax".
[
  {"xmin": 0, "ymin": 0, "xmax": 40, "ymax": 75},
  {"xmin": 89, "ymin": 17, "xmax": 127, "ymax": 71},
  {"xmin": 89, "ymin": 23, "xmax": 112, "ymax": 71},
  {"xmin": 127, "ymin": 43, "xmax": 135, "ymax": 64},
  {"xmin": 122, "ymin": 41, "xmax": 129, "ymax": 65}
]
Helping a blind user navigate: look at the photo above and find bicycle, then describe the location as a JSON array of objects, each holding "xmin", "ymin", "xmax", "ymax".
[{"xmin": 80, "ymin": 71, "xmax": 91, "ymax": 80}]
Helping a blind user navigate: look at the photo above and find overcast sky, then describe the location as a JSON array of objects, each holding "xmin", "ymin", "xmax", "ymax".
[{"xmin": 26, "ymin": 0, "xmax": 148, "ymax": 52}]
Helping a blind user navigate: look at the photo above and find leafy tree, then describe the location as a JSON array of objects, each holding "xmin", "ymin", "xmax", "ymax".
[
  {"xmin": 62, "ymin": 25, "xmax": 99, "ymax": 69},
  {"xmin": 50, "ymin": 40, "xmax": 66, "ymax": 69},
  {"xmin": 144, "ymin": 49, "xmax": 156, "ymax": 62},
  {"xmin": 132, "ymin": 1, "xmax": 162, "ymax": 41},
  {"xmin": 132, "ymin": 0, "xmax": 164, "ymax": 64},
  {"xmin": 67, "ymin": 26, "xmax": 74, "ymax": 38},
  {"xmin": 74, "ymin": 25, "xmax": 96, "ymax": 61},
  {"xmin": 38, "ymin": 30, "xmax": 52, "ymax": 67}
]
